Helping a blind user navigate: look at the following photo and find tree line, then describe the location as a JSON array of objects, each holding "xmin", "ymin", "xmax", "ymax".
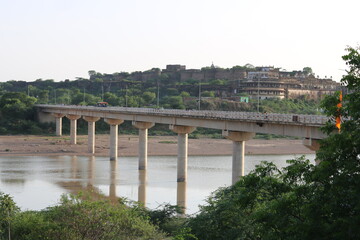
[{"xmin": 0, "ymin": 72, "xmax": 322, "ymax": 137}]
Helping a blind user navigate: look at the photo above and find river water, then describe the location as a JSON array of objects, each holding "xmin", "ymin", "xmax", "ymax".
[{"xmin": 0, "ymin": 154, "xmax": 315, "ymax": 214}]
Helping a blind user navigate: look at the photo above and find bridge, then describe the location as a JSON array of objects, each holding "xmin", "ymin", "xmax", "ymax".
[{"xmin": 36, "ymin": 104, "xmax": 328, "ymax": 184}]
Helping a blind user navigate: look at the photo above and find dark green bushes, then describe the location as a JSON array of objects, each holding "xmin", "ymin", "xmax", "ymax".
[{"xmin": 1, "ymin": 193, "xmax": 165, "ymax": 240}]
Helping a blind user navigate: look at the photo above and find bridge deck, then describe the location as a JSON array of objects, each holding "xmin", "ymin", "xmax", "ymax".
[
  {"xmin": 35, "ymin": 104, "xmax": 329, "ymax": 139},
  {"xmin": 36, "ymin": 104, "xmax": 327, "ymax": 126}
]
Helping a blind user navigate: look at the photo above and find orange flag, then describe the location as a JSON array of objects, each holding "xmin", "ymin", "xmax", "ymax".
[{"xmin": 335, "ymin": 91, "xmax": 342, "ymax": 131}]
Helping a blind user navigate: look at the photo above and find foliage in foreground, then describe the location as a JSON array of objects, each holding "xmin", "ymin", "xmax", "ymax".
[
  {"xmin": 0, "ymin": 193, "xmax": 165, "ymax": 240},
  {"xmin": 187, "ymin": 46, "xmax": 360, "ymax": 239}
]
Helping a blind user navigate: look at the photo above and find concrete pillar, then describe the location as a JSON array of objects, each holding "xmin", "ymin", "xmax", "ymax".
[
  {"xmin": 303, "ymin": 138, "xmax": 321, "ymax": 165},
  {"xmin": 138, "ymin": 170, "xmax": 147, "ymax": 206},
  {"xmin": 66, "ymin": 114, "xmax": 81, "ymax": 145},
  {"xmin": 53, "ymin": 113, "xmax": 65, "ymax": 136},
  {"xmin": 132, "ymin": 121, "xmax": 155, "ymax": 170},
  {"xmin": 303, "ymin": 138, "xmax": 320, "ymax": 151},
  {"xmin": 83, "ymin": 116, "xmax": 101, "ymax": 154},
  {"xmin": 170, "ymin": 125, "xmax": 196, "ymax": 182},
  {"xmin": 223, "ymin": 130, "xmax": 255, "ymax": 184},
  {"xmin": 105, "ymin": 118, "xmax": 124, "ymax": 161}
]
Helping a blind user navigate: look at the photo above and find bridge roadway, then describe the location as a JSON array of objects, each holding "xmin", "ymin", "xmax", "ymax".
[{"xmin": 36, "ymin": 104, "xmax": 327, "ymax": 185}]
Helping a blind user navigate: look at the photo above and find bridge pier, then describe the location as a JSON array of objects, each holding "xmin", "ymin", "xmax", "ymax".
[
  {"xmin": 105, "ymin": 118, "xmax": 124, "ymax": 161},
  {"xmin": 132, "ymin": 121, "xmax": 155, "ymax": 170},
  {"xmin": 66, "ymin": 114, "xmax": 81, "ymax": 144},
  {"xmin": 170, "ymin": 125, "xmax": 196, "ymax": 182},
  {"xmin": 303, "ymin": 138, "xmax": 321, "ymax": 165},
  {"xmin": 223, "ymin": 130, "xmax": 255, "ymax": 184},
  {"xmin": 83, "ymin": 116, "xmax": 101, "ymax": 154},
  {"xmin": 53, "ymin": 113, "xmax": 65, "ymax": 136},
  {"xmin": 303, "ymin": 138, "xmax": 320, "ymax": 151}
]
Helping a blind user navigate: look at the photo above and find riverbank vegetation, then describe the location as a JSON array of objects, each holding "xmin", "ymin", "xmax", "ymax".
[{"xmin": 0, "ymin": 192, "xmax": 169, "ymax": 240}]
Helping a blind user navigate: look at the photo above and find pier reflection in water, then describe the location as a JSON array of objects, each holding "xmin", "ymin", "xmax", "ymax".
[
  {"xmin": 138, "ymin": 170, "xmax": 147, "ymax": 205},
  {"xmin": 0, "ymin": 154, "xmax": 315, "ymax": 214}
]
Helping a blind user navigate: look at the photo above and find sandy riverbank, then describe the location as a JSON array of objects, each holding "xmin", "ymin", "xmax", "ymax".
[{"xmin": 0, "ymin": 135, "xmax": 315, "ymax": 157}]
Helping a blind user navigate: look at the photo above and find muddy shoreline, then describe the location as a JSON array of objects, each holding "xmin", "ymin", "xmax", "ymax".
[{"xmin": 0, "ymin": 135, "xmax": 315, "ymax": 157}]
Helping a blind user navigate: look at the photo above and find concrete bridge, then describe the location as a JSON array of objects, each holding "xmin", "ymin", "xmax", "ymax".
[{"xmin": 36, "ymin": 104, "xmax": 328, "ymax": 184}]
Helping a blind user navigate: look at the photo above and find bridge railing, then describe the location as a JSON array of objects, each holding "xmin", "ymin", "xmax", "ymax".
[{"xmin": 36, "ymin": 104, "xmax": 329, "ymax": 126}]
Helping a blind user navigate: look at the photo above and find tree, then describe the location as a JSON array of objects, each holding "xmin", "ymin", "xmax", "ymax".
[
  {"xmin": 37, "ymin": 90, "xmax": 49, "ymax": 104},
  {"xmin": 142, "ymin": 91, "xmax": 156, "ymax": 105},
  {"xmin": 303, "ymin": 67, "xmax": 313, "ymax": 76},
  {"xmin": 244, "ymin": 63, "xmax": 255, "ymax": 69},
  {"xmin": 88, "ymin": 70, "xmax": 96, "ymax": 78},
  {"xmin": 313, "ymin": 46, "xmax": 360, "ymax": 238},
  {"xmin": 0, "ymin": 192, "xmax": 19, "ymax": 240},
  {"xmin": 180, "ymin": 91, "xmax": 191, "ymax": 98},
  {"xmin": 165, "ymin": 88, "xmax": 179, "ymax": 96},
  {"xmin": 39, "ymin": 194, "xmax": 165, "ymax": 240},
  {"xmin": 162, "ymin": 96, "xmax": 185, "ymax": 109},
  {"xmin": 104, "ymin": 92, "xmax": 120, "ymax": 106},
  {"xmin": 201, "ymin": 91, "xmax": 215, "ymax": 97},
  {"xmin": 0, "ymin": 92, "xmax": 37, "ymax": 119},
  {"xmin": 8, "ymin": 193, "xmax": 165, "ymax": 240}
]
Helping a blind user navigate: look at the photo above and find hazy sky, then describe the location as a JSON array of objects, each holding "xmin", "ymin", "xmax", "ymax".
[{"xmin": 0, "ymin": 0, "xmax": 359, "ymax": 82}]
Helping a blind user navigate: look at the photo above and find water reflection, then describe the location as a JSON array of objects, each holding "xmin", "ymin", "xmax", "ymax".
[
  {"xmin": 177, "ymin": 182, "xmax": 187, "ymax": 215},
  {"xmin": 71, "ymin": 156, "xmax": 78, "ymax": 179},
  {"xmin": 88, "ymin": 156, "xmax": 95, "ymax": 186},
  {"xmin": 109, "ymin": 160, "xmax": 118, "ymax": 202},
  {"xmin": 0, "ymin": 154, "xmax": 315, "ymax": 213},
  {"xmin": 138, "ymin": 170, "xmax": 147, "ymax": 205}
]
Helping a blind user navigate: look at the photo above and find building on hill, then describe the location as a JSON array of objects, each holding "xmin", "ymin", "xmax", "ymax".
[{"xmin": 238, "ymin": 66, "xmax": 341, "ymax": 100}]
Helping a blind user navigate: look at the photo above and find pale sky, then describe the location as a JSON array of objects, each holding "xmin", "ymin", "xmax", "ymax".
[{"xmin": 0, "ymin": 0, "xmax": 359, "ymax": 82}]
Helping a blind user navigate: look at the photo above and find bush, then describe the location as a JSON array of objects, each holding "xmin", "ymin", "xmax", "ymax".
[{"xmin": 8, "ymin": 193, "xmax": 165, "ymax": 240}]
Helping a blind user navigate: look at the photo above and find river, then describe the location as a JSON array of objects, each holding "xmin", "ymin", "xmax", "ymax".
[{"xmin": 0, "ymin": 154, "xmax": 315, "ymax": 214}]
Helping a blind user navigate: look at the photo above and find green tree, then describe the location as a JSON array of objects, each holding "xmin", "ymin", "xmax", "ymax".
[
  {"xmin": 37, "ymin": 90, "xmax": 49, "ymax": 104},
  {"xmin": 165, "ymin": 88, "xmax": 179, "ymax": 96},
  {"xmin": 142, "ymin": 91, "xmax": 156, "ymax": 105},
  {"xmin": 104, "ymin": 92, "xmax": 120, "ymax": 106},
  {"xmin": 180, "ymin": 91, "xmax": 191, "ymax": 98},
  {"xmin": 39, "ymin": 194, "xmax": 164, "ymax": 240},
  {"xmin": 201, "ymin": 91, "xmax": 215, "ymax": 97},
  {"xmin": 303, "ymin": 67, "xmax": 313, "ymax": 76},
  {"xmin": 0, "ymin": 192, "xmax": 19, "ymax": 240},
  {"xmin": 8, "ymin": 193, "xmax": 165, "ymax": 240},
  {"xmin": 312, "ymin": 46, "xmax": 360, "ymax": 238},
  {"xmin": 0, "ymin": 92, "xmax": 37, "ymax": 119},
  {"xmin": 88, "ymin": 70, "xmax": 96, "ymax": 78},
  {"xmin": 162, "ymin": 96, "xmax": 185, "ymax": 109}
]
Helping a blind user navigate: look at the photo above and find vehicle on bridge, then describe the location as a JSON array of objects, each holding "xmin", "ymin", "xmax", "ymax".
[{"xmin": 96, "ymin": 102, "xmax": 108, "ymax": 107}]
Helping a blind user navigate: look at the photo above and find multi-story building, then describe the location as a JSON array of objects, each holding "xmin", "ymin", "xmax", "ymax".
[{"xmin": 237, "ymin": 67, "xmax": 340, "ymax": 100}]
